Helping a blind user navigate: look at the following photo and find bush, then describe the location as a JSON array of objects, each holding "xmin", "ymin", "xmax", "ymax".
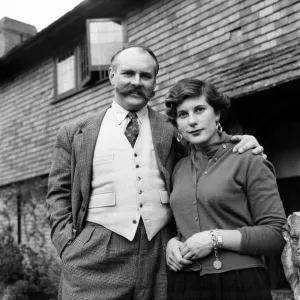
[{"xmin": 0, "ymin": 228, "xmax": 60, "ymax": 300}]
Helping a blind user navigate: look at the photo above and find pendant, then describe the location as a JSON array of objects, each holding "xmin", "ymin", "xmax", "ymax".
[{"xmin": 213, "ymin": 260, "xmax": 222, "ymax": 269}]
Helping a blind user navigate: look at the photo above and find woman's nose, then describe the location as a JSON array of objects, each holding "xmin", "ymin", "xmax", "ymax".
[{"xmin": 188, "ymin": 114, "xmax": 197, "ymax": 125}]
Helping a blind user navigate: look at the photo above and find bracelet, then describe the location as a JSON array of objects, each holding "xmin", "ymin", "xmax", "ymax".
[
  {"xmin": 210, "ymin": 229, "xmax": 222, "ymax": 270},
  {"xmin": 215, "ymin": 228, "xmax": 223, "ymax": 249}
]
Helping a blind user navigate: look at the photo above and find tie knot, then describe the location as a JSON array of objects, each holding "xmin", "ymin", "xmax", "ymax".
[{"xmin": 127, "ymin": 112, "xmax": 138, "ymax": 120}]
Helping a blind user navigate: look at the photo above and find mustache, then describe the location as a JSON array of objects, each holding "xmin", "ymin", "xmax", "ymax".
[{"xmin": 118, "ymin": 85, "xmax": 155, "ymax": 100}]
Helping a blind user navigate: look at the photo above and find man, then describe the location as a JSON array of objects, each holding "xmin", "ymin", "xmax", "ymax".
[{"xmin": 46, "ymin": 45, "xmax": 263, "ymax": 300}]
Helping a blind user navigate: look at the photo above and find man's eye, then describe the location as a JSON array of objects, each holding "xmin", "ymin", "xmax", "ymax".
[
  {"xmin": 291, "ymin": 236, "xmax": 299, "ymax": 242},
  {"xmin": 142, "ymin": 74, "xmax": 152, "ymax": 79}
]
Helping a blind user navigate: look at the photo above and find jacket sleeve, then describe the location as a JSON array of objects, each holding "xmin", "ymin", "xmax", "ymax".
[
  {"xmin": 46, "ymin": 125, "xmax": 75, "ymax": 257},
  {"xmin": 237, "ymin": 156, "xmax": 286, "ymax": 256}
]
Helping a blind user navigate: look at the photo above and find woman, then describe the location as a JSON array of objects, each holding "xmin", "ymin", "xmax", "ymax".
[{"xmin": 165, "ymin": 78, "xmax": 286, "ymax": 300}]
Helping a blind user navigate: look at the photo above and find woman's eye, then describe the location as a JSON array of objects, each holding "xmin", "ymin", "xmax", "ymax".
[
  {"xmin": 291, "ymin": 236, "xmax": 299, "ymax": 242},
  {"xmin": 195, "ymin": 107, "xmax": 204, "ymax": 113},
  {"xmin": 177, "ymin": 112, "xmax": 187, "ymax": 118}
]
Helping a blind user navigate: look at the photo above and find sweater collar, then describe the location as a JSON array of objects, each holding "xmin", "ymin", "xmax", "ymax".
[{"xmin": 191, "ymin": 131, "xmax": 233, "ymax": 157}]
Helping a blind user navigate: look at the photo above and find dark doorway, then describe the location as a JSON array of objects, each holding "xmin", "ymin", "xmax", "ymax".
[{"xmin": 224, "ymin": 79, "xmax": 300, "ymax": 289}]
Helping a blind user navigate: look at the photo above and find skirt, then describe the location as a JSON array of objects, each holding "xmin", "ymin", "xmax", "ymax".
[{"xmin": 167, "ymin": 267, "xmax": 273, "ymax": 300}]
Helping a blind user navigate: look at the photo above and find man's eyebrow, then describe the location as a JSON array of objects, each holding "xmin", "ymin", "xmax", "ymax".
[{"xmin": 141, "ymin": 71, "xmax": 154, "ymax": 76}]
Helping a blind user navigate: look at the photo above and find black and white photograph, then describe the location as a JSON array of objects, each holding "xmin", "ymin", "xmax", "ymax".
[{"xmin": 0, "ymin": 0, "xmax": 300, "ymax": 299}]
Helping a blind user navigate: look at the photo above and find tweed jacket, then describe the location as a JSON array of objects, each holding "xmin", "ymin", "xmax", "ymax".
[{"xmin": 46, "ymin": 106, "xmax": 186, "ymax": 257}]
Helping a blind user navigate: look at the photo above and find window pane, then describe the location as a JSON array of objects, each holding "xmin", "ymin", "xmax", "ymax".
[
  {"xmin": 88, "ymin": 20, "xmax": 123, "ymax": 67},
  {"xmin": 57, "ymin": 50, "xmax": 76, "ymax": 95}
]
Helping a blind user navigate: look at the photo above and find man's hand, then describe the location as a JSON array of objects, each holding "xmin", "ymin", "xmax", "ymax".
[
  {"xmin": 166, "ymin": 237, "xmax": 192, "ymax": 271},
  {"xmin": 179, "ymin": 231, "xmax": 213, "ymax": 261},
  {"xmin": 231, "ymin": 134, "xmax": 266, "ymax": 158}
]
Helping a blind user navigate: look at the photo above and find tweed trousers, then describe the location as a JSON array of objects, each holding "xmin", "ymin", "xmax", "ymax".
[{"xmin": 58, "ymin": 221, "xmax": 175, "ymax": 300}]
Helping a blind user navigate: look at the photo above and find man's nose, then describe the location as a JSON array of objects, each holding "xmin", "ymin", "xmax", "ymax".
[{"xmin": 131, "ymin": 75, "xmax": 142, "ymax": 86}]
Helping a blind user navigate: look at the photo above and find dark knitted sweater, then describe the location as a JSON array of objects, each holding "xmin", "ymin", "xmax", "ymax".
[{"xmin": 170, "ymin": 132, "xmax": 286, "ymax": 276}]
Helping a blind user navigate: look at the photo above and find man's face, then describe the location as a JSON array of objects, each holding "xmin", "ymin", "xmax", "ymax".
[{"xmin": 109, "ymin": 48, "xmax": 157, "ymax": 112}]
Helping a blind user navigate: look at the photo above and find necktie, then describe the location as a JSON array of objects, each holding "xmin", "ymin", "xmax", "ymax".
[{"xmin": 125, "ymin": 112, "xmax": 139, "ymax": 147}]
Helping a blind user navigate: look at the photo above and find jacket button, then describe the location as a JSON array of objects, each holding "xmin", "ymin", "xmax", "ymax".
[
  {"xmin": 133, "ymin": 220, "xmax": 137, "ymax": 224},
  {"xmin": 136, "ymin": 165, "xmax": 140, "ymax": 168},
  {"xmin": 134, "ymin": 153, "xmax": 138, "ymax": 157},
  {"xmin": 139, "ymin": 190, "xmax": 142, "ymax": 194},
  {"xmin": 140, "ymin": 204, "xmax": 143, "ymax": 208}
]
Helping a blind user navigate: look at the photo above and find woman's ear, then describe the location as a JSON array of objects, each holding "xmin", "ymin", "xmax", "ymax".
[{"xmin": 215, "ymin": 111, "xmax": 221, "ymax": 123}]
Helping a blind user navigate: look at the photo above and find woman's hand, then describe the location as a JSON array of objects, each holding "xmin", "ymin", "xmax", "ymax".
[
  {"xmin": 231, "ymin": 134, "xmax": 266, "ymax": 157},
  {"xmin": 179, "ymin": 231, "xmax": 213, "ymax": 260},
  {"xmin": 166, "ymin": 237, "xmax": 193, "ymax": 271}
]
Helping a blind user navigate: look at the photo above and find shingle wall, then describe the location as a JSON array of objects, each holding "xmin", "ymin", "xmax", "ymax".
[{"xmin": 127, "ymin": 0, "xmax": 300, "ymax": 110}]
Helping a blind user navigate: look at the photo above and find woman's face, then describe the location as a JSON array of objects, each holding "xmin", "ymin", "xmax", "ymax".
[{"xmin": 176, "ymin": 95, "xmax": 220, "ymax": 149}]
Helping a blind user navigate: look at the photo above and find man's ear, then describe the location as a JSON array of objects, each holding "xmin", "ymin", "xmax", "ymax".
[{"xmin": 109, "ymin": 67, "xmax": 115, "ymax": 85}]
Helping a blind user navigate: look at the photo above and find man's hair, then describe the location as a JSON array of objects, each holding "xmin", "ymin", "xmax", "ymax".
[
  {"xmin": 165, "ymin": 78, "xmax": 231, "ymax": 126},
  {"xmin": 110, "ymin": 45, "xmax": 160, "ymax": 75}
]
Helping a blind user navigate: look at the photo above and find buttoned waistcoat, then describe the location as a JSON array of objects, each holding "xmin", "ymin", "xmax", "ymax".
[{"xmin": 46, "ymin": 106, "xmax": 187, "ymax": 257}]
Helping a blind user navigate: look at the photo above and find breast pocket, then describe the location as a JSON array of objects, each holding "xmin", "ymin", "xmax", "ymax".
[
  {"xmin": 94, "ymin": 154, "xmax": 114, "ymax": 163},
  {"xmin": 89, "ymin": 191, "xmax": 116, "ymax": 208}
]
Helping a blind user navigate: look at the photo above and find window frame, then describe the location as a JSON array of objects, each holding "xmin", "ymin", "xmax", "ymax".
[
  {"xmin": 53, "ymin": 17, "xmax": 126, "ymax": 103},
  {"xmin": 86, "ymin": 18, "xmax": 127, "ymax": 72},
  {"xmin": 53, "ymin": 39, "xmax": 82, "ymax": 102}
]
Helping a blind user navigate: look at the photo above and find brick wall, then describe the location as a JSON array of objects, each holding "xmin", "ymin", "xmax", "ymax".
[
  {"xmin": 0, "ymin": 59, "xmax": 115, "ymax": 186},
  {"xmin": 127, "ymin": 0, "xmax": 300, "ymax": 111},
  {"xmin": 1, "ymin": 0, "xmax": 300, "ymax": 187}
]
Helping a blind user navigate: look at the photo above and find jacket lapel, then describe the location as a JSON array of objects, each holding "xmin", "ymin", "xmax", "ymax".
[
  {"xmin": 73, "ymin": 109, "xmax": 108, "ymax": 205},
  {"xmin": 149, "ymin": 107, "xmax": 173, "ymax": 171}
]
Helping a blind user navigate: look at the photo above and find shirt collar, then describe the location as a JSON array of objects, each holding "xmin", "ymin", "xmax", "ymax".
[{"xmin": 111, "ymin": 100, "xmax": 148, "ymax": 124}]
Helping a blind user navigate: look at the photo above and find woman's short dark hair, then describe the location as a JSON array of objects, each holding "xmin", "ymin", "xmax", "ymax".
[{"xmin": 165, "ymin": 78, "xmax": 231, "ymax": 126}]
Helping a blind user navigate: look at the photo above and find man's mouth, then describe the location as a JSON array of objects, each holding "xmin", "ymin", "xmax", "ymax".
[{"xmin": 130, "ymin": 91, "xmax": 145, "ymax": 98}]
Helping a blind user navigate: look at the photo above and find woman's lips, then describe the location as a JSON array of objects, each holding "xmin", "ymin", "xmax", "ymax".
[{"xmin": 188, "ymin": 129, "xmax": 203, "ymax": 135}]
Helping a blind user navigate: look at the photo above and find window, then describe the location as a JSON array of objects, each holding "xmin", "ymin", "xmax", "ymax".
[
  {"xmin": 87, "ymin": 19, "xmax": 123, "ymax": 70},
  {"xmin": 57, "ymin": 49, "xmax": 76, "ymax": 95},
  {"xmin": 54, "ymin": 18, "xmax": 125, "ymax": 102}
]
